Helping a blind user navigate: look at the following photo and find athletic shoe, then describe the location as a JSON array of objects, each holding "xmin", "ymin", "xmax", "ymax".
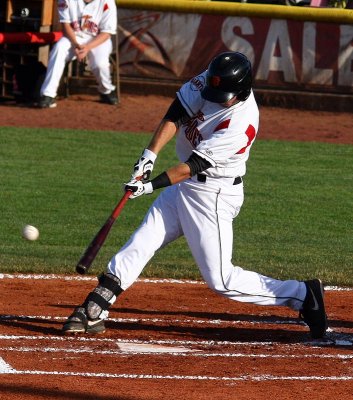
[
  {"xmin": 100, "ymin": 91, "xmax": 118, "ymax": 105},
  {"xmin": 62, "ymin": 307, "xmax": 105, "ymax": 335},
  {"xmin": 299, "ymin": 279, "xmax": 328, "ymax": 339},
  {"xmin": 38, "ymin": 95, "xmax": 57, "ymax": 108}
]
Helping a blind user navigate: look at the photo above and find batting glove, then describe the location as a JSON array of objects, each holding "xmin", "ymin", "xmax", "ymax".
[
  {"xmin": 125, "ymin": 179, "xmax": 153, "ymax": 199},
  {"xmin": 131, "ymin": 148, "xmax": 157, "ymax": 182}
]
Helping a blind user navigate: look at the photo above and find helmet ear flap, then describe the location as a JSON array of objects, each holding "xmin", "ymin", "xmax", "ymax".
[{"xmin": 236, "ymin": 88, "xmax": 251, "ymax": 102}]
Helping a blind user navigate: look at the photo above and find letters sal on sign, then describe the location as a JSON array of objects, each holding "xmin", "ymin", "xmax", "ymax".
[{"xmin": 221, "ymin": 17, "xmax": 353, "ymax": 88}]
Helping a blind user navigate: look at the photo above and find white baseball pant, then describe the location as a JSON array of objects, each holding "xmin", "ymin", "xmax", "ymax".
[
  {"xmin": 41, "ymin": 35, "xmax": 115, "ymax": 98},
  {"xmin": 107, "ymin": 179, "xmax": 306, "ymax": 311}
]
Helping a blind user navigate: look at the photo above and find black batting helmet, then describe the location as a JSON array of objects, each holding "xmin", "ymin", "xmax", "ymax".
[{"xmin": 201, "ymin": 52, "xmax": 252, "ymax": 103}]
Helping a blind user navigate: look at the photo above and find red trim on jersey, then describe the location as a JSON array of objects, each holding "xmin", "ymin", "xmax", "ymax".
[
  {"xmin": 236, "ymin": 125, "xmax": 256, "ymax": 154},
  {"xmin": 214, "ymin": 119, "xmax": 230, "ymax": 133},
  {"xmin": 103, "ymin": 3, "xmax": 109, "ymax": 11}
]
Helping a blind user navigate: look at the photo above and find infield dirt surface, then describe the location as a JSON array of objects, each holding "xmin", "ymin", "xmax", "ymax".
[
  {"xmin": 1, "ymin": 93, "xmax": 353, "ymax": 144},
  {"xmin": 0, "ymin": 94, "xmax": 352, "ymax": 399}
]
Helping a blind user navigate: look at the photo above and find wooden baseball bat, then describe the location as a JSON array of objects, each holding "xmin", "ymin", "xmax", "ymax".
[{"xmin": 76, "ymin": 190, "xmax": 131, "ymax": 275}]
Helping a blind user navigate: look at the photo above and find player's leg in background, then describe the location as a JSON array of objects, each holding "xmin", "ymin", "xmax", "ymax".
[
  {"xmin": 41, "ymin": 36, "xmax": 76, "ymax": 98},
  {"xmin": 87, "ymin": 38, "xmax": 115, "ymax": 95}
]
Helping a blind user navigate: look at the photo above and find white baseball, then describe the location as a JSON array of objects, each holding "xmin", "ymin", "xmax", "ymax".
[
  {"xmin": 22, "ymin": 225, "xmax": 39, "ymax": 241},
  {"xmin": 21, "ymin": 8, "xmax": 30, "ymax": 17}
]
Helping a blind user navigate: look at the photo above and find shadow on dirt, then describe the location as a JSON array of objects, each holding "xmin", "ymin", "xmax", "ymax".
[
  {"xmin": 0, "ymin": 383, "xmax": 136, "ymax": 400},
  {"xmin": 1, "ymin": 306, "xmax": 352, "ymax": 348}
]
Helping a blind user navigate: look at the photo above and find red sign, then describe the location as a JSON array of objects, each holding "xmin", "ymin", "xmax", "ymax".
[{"xmin": 119, "ymin": 10, "xmax": 353, "ymax": 94}]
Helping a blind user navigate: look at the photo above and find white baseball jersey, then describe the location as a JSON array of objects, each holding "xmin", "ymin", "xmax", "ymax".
[
  {"xmin": 176, "ymin": 70, "xmax": 259, "ymax": 180},
  {"xmin": 58, "ymin": 0, "xmax": 117, "ymax": 37}
]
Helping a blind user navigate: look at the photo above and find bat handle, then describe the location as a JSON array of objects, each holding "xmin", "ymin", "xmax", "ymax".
[{"xmin": 112, "ymin": 190, "xmax": 131, "ymax": 218}]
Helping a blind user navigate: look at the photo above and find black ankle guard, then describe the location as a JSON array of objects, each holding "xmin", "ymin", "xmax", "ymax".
[
  {"xmin": 83, "ymin": 273, "xmax": 123, "ymax": 317},
  {"xmin": 98, "ymin": 273, "xmax": 123, "ymax": 295},
  {"xmin": 85, "ymin": 291, "xmax": 110, "ymax": 310}
]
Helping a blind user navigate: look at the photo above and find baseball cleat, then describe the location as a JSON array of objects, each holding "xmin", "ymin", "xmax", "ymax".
[
  {"xmin": 38, "ymin": 95, "xmax": 57, "ymax": 108},
  {"xmin": 62, "ymin": 307, "xmax": 105, "ymax": 335},
  {"xmin": 299, "ymin": 279, "xmax": 328, "ymax": 339},
  {"xmin": 99, "ymin": 91, "xmax": 118, "ymax": 105}
]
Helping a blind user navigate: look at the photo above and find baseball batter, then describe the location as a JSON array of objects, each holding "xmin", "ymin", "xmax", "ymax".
[
  {"xmin": 63, "ymin": 52, "xmax": 328, "ymax": 339},
  {"xmin": 39, "ymin": 0, "xmax": 117, "ymax": 108}
]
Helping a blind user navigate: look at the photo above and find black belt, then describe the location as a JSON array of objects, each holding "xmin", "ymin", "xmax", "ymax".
[{"xmin": 197, "ymin": 174, "xmax": 242, "ymax": 185}]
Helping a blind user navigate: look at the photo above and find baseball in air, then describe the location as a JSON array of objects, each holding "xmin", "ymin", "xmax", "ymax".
[
  {"xmin": 20, "ymin": 8, "xmax": 30, "ymax": 18},
  {"xmin": 22, "ymin": 225, "xmax": 39, "ymax": 241}
]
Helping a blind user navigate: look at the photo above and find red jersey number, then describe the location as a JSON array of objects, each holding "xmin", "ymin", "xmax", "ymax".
[{"xmin": 236, "ymin": 125, "xmax": 256, "ymax": 154}]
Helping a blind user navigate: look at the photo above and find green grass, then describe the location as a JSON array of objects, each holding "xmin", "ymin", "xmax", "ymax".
[{"xmin": 0, "ymin": 126, "xmax": 352, "ymax": 286}]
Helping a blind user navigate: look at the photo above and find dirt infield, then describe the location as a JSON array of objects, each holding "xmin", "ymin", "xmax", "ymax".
[
  {"xmin": 0, "ymin": 93, "xmax": 352, "ymax": 144},
  {"xmin": 0, "ymin": 95, "xmax": 352, "ymax": 399},
  {"xmin": 0, "ymin": 275, "xmax": 353, "ymax": 400}
]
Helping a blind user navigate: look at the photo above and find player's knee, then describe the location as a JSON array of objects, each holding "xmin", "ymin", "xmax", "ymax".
[
  {"xmin": 84, "ymin": 273, "xmax": 123, "ymax": 320},
  {"xmin": 52, "ymin": 38, "xmax": 71, "ymax": 57},
  {"xmin": 90, "ymin": 55, "xmax": 109, "ymax": 69}
]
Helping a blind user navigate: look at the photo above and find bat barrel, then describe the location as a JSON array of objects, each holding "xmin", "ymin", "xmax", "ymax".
[
  {"xmin": 75, "ymin": 191, "xmax": 131, "ymax": 275},
  {"xmin": 74, "ymin": 216, "xmax": 116, "ymax": 274},
  {"xmin": 76, "ymin": 263, "xmax": 88, "ymax": 275}
]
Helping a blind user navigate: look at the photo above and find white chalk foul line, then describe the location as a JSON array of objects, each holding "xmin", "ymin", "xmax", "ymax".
[
  {"xmin": 0, "ymin": 334, "xmax": 283, "ymax": 346},
  {"xmin": 2, "ymin": 368, "xmax": 353, "ymax": 382},
  {"xmin": 0, "ymin": 334, "xmax": 290, "ymax": 348},
  {"xmin": 0, "ymin": 274, "xmax": 202, "ymax": 285},
  {"xmin": 0, "ymin": 313, "xmax": 301, "ymax": 326},
  {"xmin": 0, "ymin": 274, "xmax": 351, "ymax": 291},
  {"xmin": 8, "ymin": 354, "xmax": 346, "ymax": 382},
  {"xmin": 1, "ymin": 333, "xmax": 352, "ymax": 348},
  {"xmin": 1, "ymin": 346, "xmax": 353, "ymax": 359}
]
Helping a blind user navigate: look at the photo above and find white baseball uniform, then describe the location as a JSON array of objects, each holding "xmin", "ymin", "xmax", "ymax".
[
  {"xmin": 107, "ymin": 71, "xmax": 306, "ymax": 312},
  {"xmin": 41, "ymin": 0, "xmax": 117, "ymax": 98}
]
